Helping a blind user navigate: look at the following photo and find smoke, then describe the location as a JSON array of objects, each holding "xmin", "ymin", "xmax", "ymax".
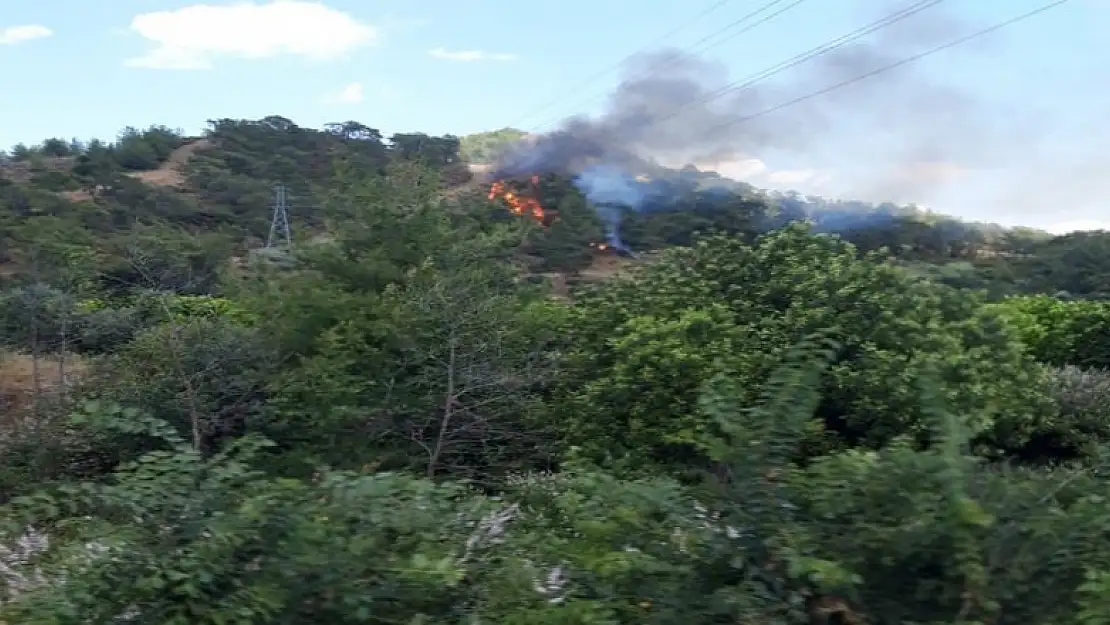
[
  {"xmin": 488, "ymin": 48, "xmax": 781, "ymax": 185},
  {"xmin": 489, "ymin": 1, "xmax": 1052, "ymax": 243}
]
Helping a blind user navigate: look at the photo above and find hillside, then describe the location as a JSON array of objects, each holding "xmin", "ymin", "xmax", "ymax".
[
  {"xmin": 4, "ymin": 114, "xmax": 1110, "ymax": 622},
  {"xmin": 124, "ymin": 137, "xmax": 211, "ymax": 188},
  {"xmin": 2, "ymin": 117, "xmax": 1107, "ymax": 304},
  {"xmin": 461, "ymin": 128, "xmax": 1102, "ymax": 298},
  {"xmin": 459, "ymin": 127, "xmax": 528, "ymax": 163},
  {"xmin": 0, "ymin": 118, "xmax": 474, "ymax": 291}
]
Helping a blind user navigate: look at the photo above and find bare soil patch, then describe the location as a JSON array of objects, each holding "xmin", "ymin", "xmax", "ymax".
[
  {"xmin": 126, "ymin": 138, "xmax": 211, "ymax": 188},
  {"xmin": 0, "ymin": 351, "xmax": 86, "ymax": 423}
]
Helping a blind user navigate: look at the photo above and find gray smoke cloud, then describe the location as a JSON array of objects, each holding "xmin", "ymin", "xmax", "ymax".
[{"xmin": 489, "ymin": 0, "xmax": 1023, "ymax": 211}]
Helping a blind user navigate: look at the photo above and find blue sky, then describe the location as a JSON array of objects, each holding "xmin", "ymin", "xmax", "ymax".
[{"xmin": 0, "ymin": 0, "xmax": 1105, "ymax": 231}]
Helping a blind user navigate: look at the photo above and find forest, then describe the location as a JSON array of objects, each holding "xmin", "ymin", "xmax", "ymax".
[{"xmin": 2, "ymin": 116, "xmax": 1110, "ymax": 623}]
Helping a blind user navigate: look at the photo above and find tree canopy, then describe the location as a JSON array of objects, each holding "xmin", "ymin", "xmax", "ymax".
[{"xmin": 3, "ymin": 116, "xmax": 1110, "ymax": 624}]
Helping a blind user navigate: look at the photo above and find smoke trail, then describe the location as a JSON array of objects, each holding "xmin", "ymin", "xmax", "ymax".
[{"xmin": 488, "ymin": 1, "xmax": 1019, "ymax": 244}]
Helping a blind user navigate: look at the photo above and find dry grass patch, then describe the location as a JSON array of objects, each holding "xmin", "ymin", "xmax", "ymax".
[
  {"xmin": 0, "ymin": 351, "xmax": 86, "ymax": 425},
  {"xmin": 126, "ymin": 138, "xmax": 211, "ymax": 189}
]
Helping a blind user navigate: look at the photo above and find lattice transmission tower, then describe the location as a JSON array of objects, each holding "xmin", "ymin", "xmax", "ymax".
[{"xmin": 266, "ymin": 183, "xmax": 292, "ymax": 249}]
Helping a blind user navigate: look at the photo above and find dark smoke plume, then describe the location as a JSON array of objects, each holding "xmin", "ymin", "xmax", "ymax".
[{"xmin": 488, "ymin": 1, "xmax": 1028, "ymax": 241}]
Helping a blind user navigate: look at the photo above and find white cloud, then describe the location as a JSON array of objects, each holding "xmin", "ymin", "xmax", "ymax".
[
  {"xmin": 323, "ymin": 82, "xmax": 364, "ymax": 104},
  {"xmin": 126, "ymin": 1, "xmax": 376, "ymax": 70},
  {"xmin": 0, "ymin": 24, "xmax": 52, "ymax": 46},
  {"xmin": 428, "ymin": 47, "xmax": 515, "ymax": 62}
]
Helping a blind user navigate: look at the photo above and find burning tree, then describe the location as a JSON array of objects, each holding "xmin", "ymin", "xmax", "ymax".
[
  {"xmin": 487, "ymin": 175, "xmax": 557, "ymax": 226},
  {"xmin": 487, "ymin": 175, "xmax": 629, "ymax": 256}
]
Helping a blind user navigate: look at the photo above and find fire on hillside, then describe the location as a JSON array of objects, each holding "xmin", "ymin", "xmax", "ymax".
[
  {"xmin": 487, "ymin": 175, "xmax": 558, "ymax": 226},
  {"xmin": 487, "ymin": 175, "xmax": 639, "ymax": 258},
  {"xmin": 590, "ymin": 241, "xmax": 639, "ymax": 259}
]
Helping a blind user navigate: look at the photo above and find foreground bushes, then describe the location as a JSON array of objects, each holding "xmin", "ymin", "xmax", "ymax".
[
  {"xmin": 0, "ymin": 289, "xmax": 251, "ymax": 354},
  {"xmin": 6, "ymin": 362, "xmax": 1110, "ymax": 623},
  {"xmin": 990, "ymin": 294, "xmax": 1110, "ymax": 368},
  {"xmin": 548, "ymin": 225, "xmax": 1053, "ymax": 474},
  {"xmin": 5, "ymin": 176, "xmax": 1110, "ymax": 623},
  {"xmin": 1025, "ymin": 365, "xmax": 1110, "ymax": 461}
]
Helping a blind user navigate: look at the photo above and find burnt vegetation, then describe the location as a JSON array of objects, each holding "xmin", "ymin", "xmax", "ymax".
[{"xmin": 1, "ymin": 115, "xmax": 1110, "ymax": 623}]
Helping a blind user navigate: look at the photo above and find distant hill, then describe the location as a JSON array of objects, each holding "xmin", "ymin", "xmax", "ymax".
[
  {"xmin": 0, "ymin": 117, "xmax": 470, "ymax": 293},
  {"xmin": 1, "ymin": 115, "xmax": 1104, "ymax": 301},
  {"xmin": 458, "ymin": 127, "xmax": 1054, "ymax": 249},
  {"xmin": 459, "ymin": 128, "xmax": 528, "ymax": 163}
]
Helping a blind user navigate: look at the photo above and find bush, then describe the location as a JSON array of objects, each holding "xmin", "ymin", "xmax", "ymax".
[
  {"xmin": 100, "ymin": 318, "xmax": 275, "ymax": 452},
  {"xmin": 1021, "ymin": 365, "xmax": 1110, "ymax": 461},
  {"xmin": 76, "ymin": 306, "xmax": 142, "ymax": 353},
  {"xmin": 548, "ymin": 225, "xmax": 1052, "ymax": 475},
  {"xmin": 989, "ymin": 295, "xmax": 1110, "ymax": 368},
  {"xmin": 28, "ymin": 170, "xmax": 80, "ymax": 192}
]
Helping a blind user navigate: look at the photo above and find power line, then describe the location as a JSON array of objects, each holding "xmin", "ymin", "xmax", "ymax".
[
  {"xmin": 526, "ymin": 0, "xmax": 813, "ymax": 133},
  {"xmin": 645, "ymin": 0, "xmax": 947, "ymax": 131},
  {"xmin": 502, "ymin": 0, "xmax": 747, "ymax": 130},
  {"xmin": 655, "ymin": 0, "xmax": 810, "ymax": 59},
  {"xmin": 517, "ymin": 0, "xmax": 1068, "ymax": 166},
  {"xmin": 700, "ymin": 0, "xmax": 1071, "ymax": 137}
]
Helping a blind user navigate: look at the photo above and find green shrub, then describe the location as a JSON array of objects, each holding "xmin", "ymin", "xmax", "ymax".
[
  {"xmin": 28, "ymin": 170, "xmax": 80, "ymax": 191},
  {"xmin": 548, "ymin": 225, "xmax": 1052, "ymax": 475},
  {"xmin": 1022, "ymin": 365, "xmax": 1110, "ymax": 461},
  {"xmin": 989, "ymin": 295, "xmax": 1110, "ymax": 368}
]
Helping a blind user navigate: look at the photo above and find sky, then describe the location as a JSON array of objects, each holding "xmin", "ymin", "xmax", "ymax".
[{"xmin": 0, "ymin": 0, "xmax": 1105, "ymax": 232}]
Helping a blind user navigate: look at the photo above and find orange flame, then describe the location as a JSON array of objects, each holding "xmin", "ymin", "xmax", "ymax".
[{"xmin": 488, "ymin": 176, "xmax": 546, "ymax": 223}]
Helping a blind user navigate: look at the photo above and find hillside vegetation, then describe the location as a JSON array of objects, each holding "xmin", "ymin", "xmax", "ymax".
[
  {"xmin": 459, "ymin": 127, "xmax": 528, "ymax": 163},
  {"xmin": 2, "ymin": 117, "xmax": 1110, "ymax": 623}
]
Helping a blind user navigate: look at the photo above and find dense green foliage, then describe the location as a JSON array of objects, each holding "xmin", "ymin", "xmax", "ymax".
[
  {"xmin": 549, "ymin": 227, "xmax": 1053, "ymax": 474},
  {"xmin": 3, "ymin": 117, "xmax": 1110, "ymax": 623},
  {"xmin": 458, "ymin": 127, "xmax": 528, "ymax": 163},
  {"xmin": 991, "ymin": 295, "xmax": 1110, "ymax": 368}
]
